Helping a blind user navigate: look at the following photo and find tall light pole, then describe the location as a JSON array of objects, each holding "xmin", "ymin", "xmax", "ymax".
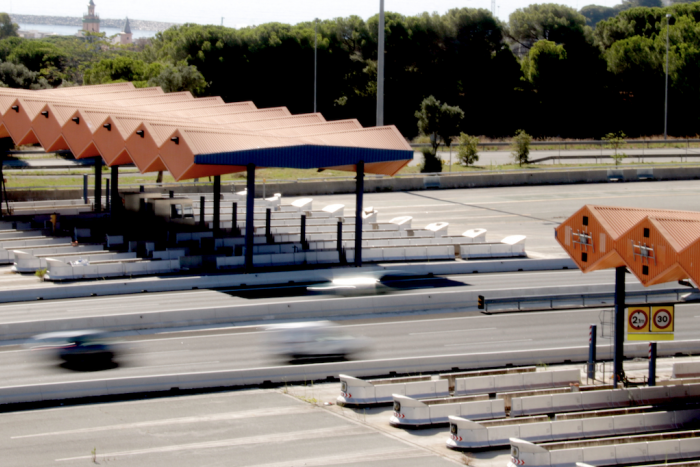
[
  {"xmin": 314, "ymin": 18, "xmax": 318, "ymax": 113},
  {"xmin": 664, "ymin": 13, "xmax": 671, "ymax": 140},
  {"xmin": 377, "ymin": 0, "xmax": 385, "ymax": 127}
]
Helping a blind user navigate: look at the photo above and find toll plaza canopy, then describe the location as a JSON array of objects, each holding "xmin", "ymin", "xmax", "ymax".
[
  {"xmin": 555, "ymin": 205, "xmax": 700, "ymax": 287},
  {"xmin": 0, "ymin": 82, "xmax": 414, "ymax": 180},
  {"xmin": 0, "ymin": 82, "xmax": 415, "ymax": 271}
]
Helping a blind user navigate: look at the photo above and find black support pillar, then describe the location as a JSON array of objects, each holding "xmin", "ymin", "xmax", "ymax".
[
  {"xmin": 245, "ymin": 163, "xmax": 255, "ymax": 272},
  {"xmin": 613, "ymin": 266, "xmax": 626, "ymax": 388},
  {"xmin": 110, "ymin": 166, "xmax": 119, "ymax": 215},
  {"xmin": 94, "ymin": 157, "xmax": 102, "ymax": 212},
  {"xmin": 232, "ymin": 202, "xmax": 238, "ymax": 235},
  {"xmin": 199, "ymin": 196, "xmax": 205, "ymax": 227},
  {"xmin": 213, "ymin": 175, "xmax": 221, "ymax": 237},
  {"xmin": 354, "ymin": 160, "xmax": 364, "ymax": 267}
]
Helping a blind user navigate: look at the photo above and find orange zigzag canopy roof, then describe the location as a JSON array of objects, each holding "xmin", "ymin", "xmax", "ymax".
[
  {"xmin": 555, "ymin": 205, "xmax": 700, "ymax": 287},
  {"xmin": 0, "ymin": 83, "xmax": 413, "ymax": 180}
]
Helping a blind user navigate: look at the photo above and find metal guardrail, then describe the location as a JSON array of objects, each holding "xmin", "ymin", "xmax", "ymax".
[
  {"xmin": 529, "ymin": 154, "xmax": 699, "ymax": 164},
  {"xmin": 481, "ymin": 288, "xmax": 697, "ymax": 312},
  {"xmin": 411, "ymin": 138, "xmax": 700, "ymax": 150}
]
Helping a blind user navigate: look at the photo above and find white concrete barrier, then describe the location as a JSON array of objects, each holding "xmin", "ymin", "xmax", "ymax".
[
  {"xmin": 456, "ymin": 369, "xmax": 579, "ymax": 396},
  {"xmin": 337, "ymin": 374, "xmax": 449, "ymax": 405},
  {"xmin": 672, "ymin": 361, "xmax": 700, "ymax": 378},
  {"xmin": 390, "ymin": 394, "xmax": 505, "ymax": 427}
]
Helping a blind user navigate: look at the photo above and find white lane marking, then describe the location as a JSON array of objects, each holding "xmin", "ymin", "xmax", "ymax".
[
  {"xmin": 55, "ymin": 426, "xmax": 367, "ymax": 461},
  {"xmin": 14, "ymin": 406, "xmax": 313, "ymax": 439},
  {"xmin": 409, "ymin": 328, "xmax": 496, "ymax": 336},
  {"xmin": 249, "ymin": 449, "xmax": 431, "ymax": 467},
  {"xmin": 444, "ymin": 339, "xmax": 532, "ymax": 347}
]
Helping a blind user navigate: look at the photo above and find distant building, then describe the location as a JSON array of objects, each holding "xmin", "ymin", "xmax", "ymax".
[
  {"xmin": 112, "ymin": 18, "xmax": 134, "ymax": 45},
  {"xmin": 82, "ymin": 0, "xmax": 100, "ymax": 33},
  {"xmin": 18, "ymin": 29, "xmax": 56, "ymax": 39}
]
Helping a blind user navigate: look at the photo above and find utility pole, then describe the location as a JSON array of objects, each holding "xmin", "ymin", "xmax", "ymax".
[
  {"xmin": 221, "ymin": 17, "xmax": 224, "ymax": 26},
  {"xmin": 376, "ymin": 0, "xmax": 385, "ymax": 127},
  {"xmin": 314, "ymin": 18, "xmax": 318, "ymax": 113},
  {"xmin": 664, "ymin": 13, "xmax": 671, "ymax": 140}
]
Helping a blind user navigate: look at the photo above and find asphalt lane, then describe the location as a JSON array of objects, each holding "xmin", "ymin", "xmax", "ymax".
[
  {"xmin": 1, "ymin": 303, "xmax": 698, "ymax": 388},
  {"xmin": 0, "ymin": 269, "xmax": 678, "ymax": 325},
  {"xmin": 0, "ymin": 389, "xmax": 455, "ymax": 467}
]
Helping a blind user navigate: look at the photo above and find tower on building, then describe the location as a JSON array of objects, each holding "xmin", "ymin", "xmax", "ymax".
[
  {"xmin": 82, "ymin": 0, "xmax": 100, "ymax": 33},
  {"xmin": 113, "ymin": 17, "xmax": 134, "ymax": 45}
]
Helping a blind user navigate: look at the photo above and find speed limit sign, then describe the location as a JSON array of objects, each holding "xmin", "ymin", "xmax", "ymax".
[
  {"xmin": 627, "ymin": 307, "xmax": 649, "ymax": 333},
  {"xmin": 651, "ymin": 306, "xmax": 674, "ymax": 332}
]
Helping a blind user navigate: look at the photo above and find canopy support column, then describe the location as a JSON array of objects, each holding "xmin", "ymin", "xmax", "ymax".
[
  {"xmin": 111, "ymin": 166, "xmax": 119, "ymax": 216},
  {"xmin": 354, "ymin": 160, "xmax": 364, "ymax": 267},
  {"xmin": 94, "ymin": 157, "xmax": 102, "ymax": 213},
  {"xmin": 614, "ymin": 266, "xmax": 626, "ymax": 388},
  {"xmin": 245, "ymin": 163, "xmax": 255, "ymax": 272},
  {"xmin": 213, "ymin": 175, "xmax": 221, "ymax": 237}
]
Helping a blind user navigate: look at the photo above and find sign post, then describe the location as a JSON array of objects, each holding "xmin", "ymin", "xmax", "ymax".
[{"xmin": 627, "ymin": 304, "xmax": 674, "ymax": 341}]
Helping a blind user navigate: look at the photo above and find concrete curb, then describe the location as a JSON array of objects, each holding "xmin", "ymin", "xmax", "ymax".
[{"xmin": 3, "ymin": 340, "xmax": 699, "ymax": 406}]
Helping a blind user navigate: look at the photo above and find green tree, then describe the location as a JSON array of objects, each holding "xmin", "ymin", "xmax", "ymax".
[
  {"xmin": 511, "ymin": 130, "xmax": 532, "ymax": 167},
  {"xmin": 603, "ymin": 131, "xmax": 627, "ymax": 165},
  {"xmin": 0, "ymin": 13, "xmax": 18, "ymax": 40},
  {"xmin": 0, "ymin": 61, "xmax": 50, "ymax": 89},
  {"xmin": 415, "ymin": 95, "xmax": 464, "ymax": 156},
  {"xmin": 508, "ymin": 4, "xmax": 593, "ymax": 49},
  {"xmin": 83, "ymin": 56, "xmax": 147, "ymax": 85},
  {"xmin": 457, "ymin": 133, "xmax": 480, "ymax": 166},
  {"xmin": 147, "ymin": 62, "xmax": 207, "ymax": 95}
]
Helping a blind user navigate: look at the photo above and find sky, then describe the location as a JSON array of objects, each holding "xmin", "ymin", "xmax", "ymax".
[{"xmin": 1, "ymin": 0, "xmax": 622, "ymax": 27}]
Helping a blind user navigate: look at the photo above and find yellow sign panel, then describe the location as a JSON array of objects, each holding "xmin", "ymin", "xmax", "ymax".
[
  {"xmin": 627, "ymin": 306, "xmax": 650, "ymax": 333},
  {"xmin": 651, "ymin": 305, "xmax": 674, "ymax": 333},
  {"xmin": 627, "ymin": 333, "xmax": 674, "ymax": 341}
]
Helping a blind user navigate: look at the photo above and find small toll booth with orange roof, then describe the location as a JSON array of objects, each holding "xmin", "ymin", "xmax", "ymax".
[{"xmin": 555, "ymin": 205, "xmax": 700, "ymax": 387}]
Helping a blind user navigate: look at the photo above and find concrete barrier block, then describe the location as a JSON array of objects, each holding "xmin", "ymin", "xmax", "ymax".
[
  {"xmin": 680, "ymin": 438, "xmax": 700, "ymax": 459},
  {"xmin": 672, "ymin": 361, "xmax": 700, "ymax": 378},
  {"xmin": 391, "ymin": 395, "xmax": 430, "ymax": 426},
  {"xmin": 337, "ymin": 375, "xmax": 376, "ymax": 405},
  {"xmin": 550, "ymin": 448, "xmax": 584, "ymax": 467},
  {"xmin": 41, "ymin": 379, "xmax": 110, "ymax": 402},
  {"xmin": 491, "ymin": 399, "xmax": 506, "ymax": 418},
  {"xmin": 612, "ymin": 413, "xmax": 646, "ymax": 435},
  {"xmin": 455, "ymin": 375, "xmax": 495, "ymax": 395},
  {"xmin": 405, "ymin": 381, "xmax": 438, "ymax": 399},
  {"xmin": 0, "ymin": 384, "xmax": 46, "ymax": 404},
  {"xmin": 551, "ymin": 419, "xmax": 583, "ymax": 441},
  {"xmin": 582, "ymin": 390, "xmax": 616, "ymax": 410},
  {"xmin": 579, "ymin": 446, "xmax": 614, "ymax": 466},
  {"xmin": 376, "ymin": 384, "xmax": 406, "ymax": 403},
  {"xmin": 487, "ymin": 425, "xmax": 520, "ymax": 447},
  {"xmin": 447, "ymin": 417, "xmax": 488, "ymax": 449},
  {"xmin": 430, "ymin": 403, "xmax": 461, "ymax": 424},
  {"xmin": 518, "ymin": 421, "xmax": 553, "ymax": 444},
  {"xmin": 509, "ymin": 438, "xmax": 551, "ymax": 467},
  {"xmin": 460, "ymin": 400, "xmax": 499, "ymax": 420},
  {"xmin": 582, "ymin": 416, "xmax": 615, "ymax": 438},
  {"xmin": 672, "ymin": 408, "xmax": 700, "ymax": 428},
  {"xmin": 552, "ymin": 392, "xmax": 583, "ymax": 413},
  {"xmin": 523, "ymin": 371, "xmax": 553, "ymax": 389},
  {"xmin": 647, "ymin": 440, "xmax": 681, "ymax": 462},
  {"xmin": 615, "ymin": 442, "xmax": 648, "ymax": 465},
  {"xmin": 518, "ymin": 395, "xmax": 553, "ymax": 416},
  {"xmin": 644, "ymin": 411, "xmax": 677, "ymax": 431},
  {"xmin": 551, "ymin": 369, "xmax": 581, "ymax": 386},
  {"xmin": 637, "ymin": 386, "xmax": 670, "ymax": 405},
  {"xmin": 495, "ymin": 373, "xmax": 524, "ymax": 392}
]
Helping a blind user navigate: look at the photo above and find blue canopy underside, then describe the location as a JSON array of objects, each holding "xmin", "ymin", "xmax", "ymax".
[{"xmin": 194, "ymin": 145, "xmax": 413, "ymax": 168}]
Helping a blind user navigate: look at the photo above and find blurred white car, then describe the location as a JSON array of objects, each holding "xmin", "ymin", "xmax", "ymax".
[{"xmin": 265, "ymin": 321, "xmax": 370, "ymax": 363}]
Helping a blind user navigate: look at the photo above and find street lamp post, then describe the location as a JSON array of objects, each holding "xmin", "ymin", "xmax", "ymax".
[
  {"xmin": 314, "ymin": 18, "xmax": 318, "ymax": 113},
  {"xmin": 377, "ymin": 0, "xmax": 385, "ymax": 127},
  {"xmin": 664, "ymin": 13, "xmax": 671, "ymax": 140}
]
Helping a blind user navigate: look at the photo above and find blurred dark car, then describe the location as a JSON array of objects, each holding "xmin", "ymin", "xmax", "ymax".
[{"xmin": 27, "ymin": 330, "xmax": 119, "ymax": 367}]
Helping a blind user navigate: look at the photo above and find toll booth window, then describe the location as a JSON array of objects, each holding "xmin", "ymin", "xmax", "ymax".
[
  {"xmin": 450, "ymin": 424, "xmax": 458, "ymax": 435},
  {"xmin": 171, "ymin": 204, "xmax": 183, "ymax": 219},
  {"xmin": 393, "ymin": 401, "xmax": 401, "ymax": 412},
  {"xmin": 183, "ymin": 206, "xmax": 194, "ymax": 218}
]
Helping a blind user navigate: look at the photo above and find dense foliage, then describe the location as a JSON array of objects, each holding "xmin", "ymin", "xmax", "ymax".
[{"xmin": 2, "ymin": 2, "xmax": 700, "ymax": 139}]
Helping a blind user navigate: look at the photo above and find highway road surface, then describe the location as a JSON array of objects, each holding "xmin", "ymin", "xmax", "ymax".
[{"xmin": 1, "ymin": 299, "xmax": 698, "ymax": 389}]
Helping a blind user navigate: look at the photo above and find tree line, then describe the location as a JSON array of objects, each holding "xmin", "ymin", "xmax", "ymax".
[{"xmin": 0, "ymin": 3, "xmax": 699, "ymax": 140}]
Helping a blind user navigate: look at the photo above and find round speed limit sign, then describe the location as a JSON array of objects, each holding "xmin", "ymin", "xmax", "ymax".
[
  {"xmin": 628, "ymin": 308, "xmax": 649, "ymax": 333},
  {"xmin": 652, "ymin": 307, "xmax": 674, "ymax": 332}
]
